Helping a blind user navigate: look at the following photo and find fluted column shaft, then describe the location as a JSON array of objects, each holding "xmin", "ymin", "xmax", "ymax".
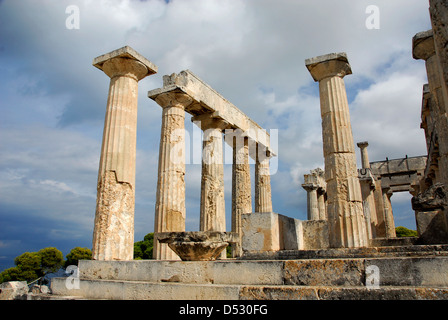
[
  {"xmin": 255, "ymin": 144, "xmax": 273, "ymax": 213},
  {"xmin": 153, "ymin": 92, "xmax": 192, "ymax": 260},
  {"xmin": 303, "ymin": 185, "xmax": 319, "ymax": 220},
  {"xmin": 230, "ymin": 132, "xmax": 252, "ymax": 257},
  {"xmin": 306, "ymin": 53, "xmax": 368, "ymax": 248},
  {"xmin": 357, "ymin": 141, "xmax": 370, "ymax": 169},
  {"xmin": 198, "ymin": 120, "xmax": 227, "ymax": 233},
  {"xmin": 317, "ymin": 191, "xmax": 327, "ymax": 220},
  {"xmin": 382, "ymin": 188, "xmax": 396, "ymax": 238},
  {"xmin": 92, "ymin": 53, "xmax": 155, "ymax": 261}
]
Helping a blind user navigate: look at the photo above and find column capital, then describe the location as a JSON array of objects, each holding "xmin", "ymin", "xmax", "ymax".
[
  {"xmin": 412, "ymin": 30, "xmax": 435, "ymax": 61},
  {"xmin": 357, "ymin": 141, "xmax": 369, "ymax": 149},
  {"xmin": 93, "ymin": 46, "xmax": 157, "ymax": 81},
  {"xmin": 302, "ymin": 183, "xmax": 319, "ymax": 192},
  {"xmin": 155, "ymin": 91, "xmax": 194, "ymax": 110},
  {"xmin": 305, "ymin": 52, "xmax": 352, "ymax": 82},
  {"xmin": 381, "ymin": 186, "xmax": 393, "ymax": 196},
  {"xmin": 192, "ymin": 113, "xmax": 231, "ymax": 131}
]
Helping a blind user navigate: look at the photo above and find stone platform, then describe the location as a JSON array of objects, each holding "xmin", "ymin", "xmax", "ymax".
[{"xmin": 49, "ymin": 244, "xmax": 448, "ymax": 300}]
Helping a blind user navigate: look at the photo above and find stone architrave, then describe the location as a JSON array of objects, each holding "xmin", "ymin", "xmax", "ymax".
[
  {"xmin": 255, "ymin": 144, "xmax": 273, "ymax": 213},
  {"xmin": 305, "ymin": 52, "xmax": 368, "ymax": 248},
  {"xmin": 192, "ymin": 114, "xmax": 229, "ymax": 234},
  {"xmin": 153, "ymin": 92, "xmax": 193, "ymax": 260},
  {"xmin": 91, "ymin": 46, "xmax": 157, "ymax": 261}
]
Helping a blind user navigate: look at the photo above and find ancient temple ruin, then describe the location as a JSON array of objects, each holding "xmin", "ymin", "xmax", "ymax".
[{"xmin": 47, "ymin": 1, "xmax": 448, "ymax": 300}]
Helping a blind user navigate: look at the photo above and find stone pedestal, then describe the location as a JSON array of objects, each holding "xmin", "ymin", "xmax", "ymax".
[
  {"xmin": 157, "ymin": 231, "xmax": 238, "ymax": 261},
  {"xmin": 306, "ymin": 52, "xmax": 368, "ymax": 248},
  {"xmin": 153, "ymin": 92, "xmax": 193, "ymax": 260},
  {"xmin": 92, "ymin": 46, "xmax": 157, "ymax": 261}
]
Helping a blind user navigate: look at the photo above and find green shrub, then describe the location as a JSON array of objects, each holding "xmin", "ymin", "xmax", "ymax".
[{"xmin": 395, "ymin": 226, "xmax": 418, "ymax": 237}]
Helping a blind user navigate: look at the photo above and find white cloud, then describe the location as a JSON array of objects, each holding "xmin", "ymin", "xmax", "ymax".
[{"xmin": 0, "ymin": 0, "xmax": 434, "ymax": 258}]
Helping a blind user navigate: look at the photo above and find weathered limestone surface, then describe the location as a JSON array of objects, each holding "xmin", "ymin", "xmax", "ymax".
[
  {"xmin": 305, "ymin": 53, "xmax": 368, "ymax": 248},
  {"xmin": 356, "ymin": 142, "xmax": 375, "ymax": 239},
  {"xmin": 149, "ymin": 70, "xmax": 275, "ymax": 259},
  {"xmin": 157, "ymin": 232, "xmax": 238, "ymax": 261},
  {"xmin": 429, "ymin": 0, "xmax": 448, "ymax": 115},
  {"xmin": 92, "ymin": 46, "xmax": 157, "ymax": 261},
  {"xmin": 303, "ymin": 184, "xmax": 319, "ymax": 220},
  {"xmin": 226, "ymin": 131, "xmax": 252, "ymax": 257},
  {"xmin": 302, "ymin": 168, "xmax": 327, "ymax": 221},
  {"xmin": 192, "ymin": 116, "xmax": 228, "ymax": 233},
  {"xmin": 357, "ymin": 141, "xmax": 370, "ymax": 169},
  {"xmin": 153, "ymin": 92, "xmax": 193, "ymax": 260},
  {"xmin": 50, "ymin": 253, "xmax": 448, "ymax": 300},
  {"xmin": 382, "ymin": 188, "xmax": 396, "ymax": 238},
  {"xmin": 413, "ymin": 30, "xmax": 448, "ymax": 187},
  {"xmin": 0, "ymin": 281, "xmax": 28, "ymax": 300},
  {"xmin": 148, "ymin": 70, "xmax": 273, "ymax": 153},
  {"xmin": 241, "ymin": 212, "xmax": 329, "ymax": 253},
  {"xmin": 413, "ymin": 183, "xmax": 448, "ymax": 244}
]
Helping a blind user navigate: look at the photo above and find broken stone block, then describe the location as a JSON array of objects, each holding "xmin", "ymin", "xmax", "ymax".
[{"xmin": 0, "ymin": 281, "xmax": 28, "ymax": 300}]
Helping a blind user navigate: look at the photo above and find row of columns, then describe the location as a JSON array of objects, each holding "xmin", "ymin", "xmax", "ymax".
[
  {"xmin": 152, "ymin": 92, "xmax": 274, "ymax": 260},
  {"xmin": 91, "ymin": 50, "xmax": 274, "ymax": 261},
  {"xmin": 302, "ymin": 168, "xmax": 327, "ymax": 221},
  {"xmin": 357, "ymin": 142, "xmax": 396, "ymax": 239},
  {"xmin": 90, "ymin": 46, "xmax": 274, "ymax": 261}
]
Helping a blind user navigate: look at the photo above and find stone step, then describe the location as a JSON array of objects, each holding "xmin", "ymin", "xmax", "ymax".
[
  {"xmin": 50, "ymin": 278, "xmax": 448, "ymax": 300},
  {"xmin": 242, "ymin": 244, "xmax": 448, "ymax": 260},
  {"xmin": 74, "ymin": 256, "xmax": 448, "ymax": 287}
]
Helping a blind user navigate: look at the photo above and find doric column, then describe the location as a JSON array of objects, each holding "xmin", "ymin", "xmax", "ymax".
[
  {"xmin": 429, "ymin": 0, "xmax": 448, "ymax": 114},
  {"xmin": 357, "ymin": 141, "xmax": 374, "ymax": 239},
  {"xmin": 413, "ymin": 30, "xmax": 447, "ymax": 116},
  {"xmin": 255, "ymin": 144, "xmax": 273, "ymax": 213},
  {"xmin": 373, "ymin": 179, "xmax": 387, "ymax": 237},
  {"xmin": 317, "ymin": 191, "xmax": 327, "ymax": 220},
  {"xmin": 225, "ymin": 130, "xmax": 252, "ymax": 257},
  {"xmin": 413, "ymin": 30, "xmax": 448, "ymax": 187},
  {"xmin": 357, "ymin": 141, "xmax": 370, "ymax": 169},
  {"xmin": 92, "ymin": 46, "xmax": 157, "ymax": 261},
  {"xmin": 382, "ymin": 188, "xmax": 397, "ymax": 238},
  {"xmin": 302, "ymin": 184, "xmax": 319, "ymax": 220},
  {"xmin": 306, "ymin": 52, "xmax": 368, "ymax": 248},
  {"xmin": 193, "ymin": 115, "xmax": 228, "ymax": 233},
  {"xmin": 153, "ymin": 92, "xmax": 193, "ymax": 260}
]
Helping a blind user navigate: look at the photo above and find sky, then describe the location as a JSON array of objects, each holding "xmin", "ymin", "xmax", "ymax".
[{"xmin": 0, "ymin": 0, "xmax": 433, "ymax": 271}]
